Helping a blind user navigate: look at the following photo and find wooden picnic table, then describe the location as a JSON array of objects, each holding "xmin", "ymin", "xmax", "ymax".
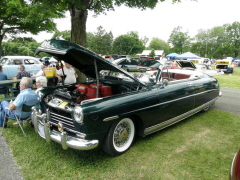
[{"xmin": 0, "ymin": 77, "xmax": 56, "ymax": 101}]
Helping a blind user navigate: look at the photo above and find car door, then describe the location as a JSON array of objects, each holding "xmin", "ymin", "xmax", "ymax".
[
  {"xmin": 23, "ymin": 58, "xmax": 41, "ymax": 76},
  {"xmin": 144, "ymin": 79, "xmax": 195, "ymax": 128},
  {"xmin": 4, "ymin": 59, "xmax": 23, "ymax": 79},
  {"xmin": 193, "ymin": 77, "xmax": 219, "ymax": 108}
]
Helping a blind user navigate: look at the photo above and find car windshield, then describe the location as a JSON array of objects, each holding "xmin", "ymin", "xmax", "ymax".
[
  {"xmin": 100, "ymin": 69, "xmax": 135, "ymax": 82},
  {"xmin": 99, "ymin": 68, "xmax": 158, "ymax": 85},
  {"xmin": 138, "ymin": 59, "xmax": 161, "ymax": 67},
  {"xmin": 0, "ymin": 58, "xmax": 8, "ymax": 65}
]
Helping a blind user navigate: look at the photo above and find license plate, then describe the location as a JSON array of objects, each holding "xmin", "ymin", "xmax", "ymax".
[{"xmin": 38, "ymin": 122, "xmax": 46, "ymax": 139}]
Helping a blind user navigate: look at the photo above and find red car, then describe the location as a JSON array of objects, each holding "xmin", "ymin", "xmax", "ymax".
[{"xmin": 229, "ymin": 149, "xmax": 240, "ymax": 180}]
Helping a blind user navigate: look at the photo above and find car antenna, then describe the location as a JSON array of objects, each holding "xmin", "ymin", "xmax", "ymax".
[{"xmin": 127, "ymin": 43, "xmax": 135, "ymax": 55}]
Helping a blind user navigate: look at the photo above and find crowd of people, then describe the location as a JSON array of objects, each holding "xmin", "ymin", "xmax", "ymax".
[{"xmin": 0, "ymin": 60, "xmax": 86, "ymax": 127}]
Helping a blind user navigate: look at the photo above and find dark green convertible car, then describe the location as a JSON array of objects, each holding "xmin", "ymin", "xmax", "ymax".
[{"xmin": 32, "ymin": 39, "xmax": 221, "ymax": 156}]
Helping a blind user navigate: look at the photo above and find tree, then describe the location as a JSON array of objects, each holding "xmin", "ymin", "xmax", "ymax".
[
  {"xmin": 190, "ymin": 42, "xmax": 205, "ymax": 57},
  {"xmin": 149, "ymin": 49, "xmax": 155, "ymax": 58},
  {"xmin": 87, "ymin": 26, "xmax": 113, "ymax": 55},
  {"xmin": 225, "ymin": 21, "xmax": 240, "ymax": 57},
  {"xmin": 208, "ymin": 26, "xmax": 227, "ymax": 58},
  {"xmin": 148, "ymin": 37, "xmax": 170, "ymax": 55},
  {"xmin": 0, "ymin": 0, "xmax": 64, "ymax": 50},
  {"xmin": 112, "ymin": 32, "xmax": 145, "ymax": 55},
  {"xmin": 194, "ymin": 29, "xmax": 210, "ymax": 57},
  {"xmin": 38, "ymin": 0, "xmax": 181, "ymax": 47},
  {"xmin": 168, "ymin": 26, "xmax": 191, "ymax": 54},
  {"xmin": 212, "ymin": 43, "xmax": 235, "ymax": 59},
  {"xmin": 2, "ymin": 38, "xmax": 40, "ymax": 56},
  {"xmin": 194, "ymin": 26, "xmax": 231, "ymax": 59}
]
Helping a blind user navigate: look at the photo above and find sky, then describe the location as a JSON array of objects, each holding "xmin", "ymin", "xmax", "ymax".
[{"xmin": 29, "ymin": 0, "xmax": 240, "ymax": 44}]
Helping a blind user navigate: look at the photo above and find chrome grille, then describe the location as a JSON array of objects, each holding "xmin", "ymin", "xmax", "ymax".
[{"xmin": 49, "ymin": 112, "xmax": 77, "ymax": 134}]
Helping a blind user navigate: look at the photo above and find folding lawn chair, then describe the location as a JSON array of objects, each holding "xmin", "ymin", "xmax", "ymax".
[{"xmin": 0, "ymin": 104, "xmax": 33, "ymax": 137}]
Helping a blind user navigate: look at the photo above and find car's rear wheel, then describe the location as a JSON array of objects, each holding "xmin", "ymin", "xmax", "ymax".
[{"xmin": 102, "ymin": 118, "xmax": 135, "ymax": 156}]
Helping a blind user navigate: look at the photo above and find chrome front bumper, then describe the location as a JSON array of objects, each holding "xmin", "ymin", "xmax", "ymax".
[{"xmin": 31, "ymin": 109, "xmax": 99, "ymax": 151}]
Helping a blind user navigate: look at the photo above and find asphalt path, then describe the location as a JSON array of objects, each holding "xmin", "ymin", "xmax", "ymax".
[
  {"xmin": 0, "ymin": 136, "xmax": 24, "ymax": 180},
  {"xmin": 0, "ymin": 87, "xmax": 239, "ymax": 180},
  {"xmin": 213, "ymin": 87, "xmax": 240, "ymax": 115}
]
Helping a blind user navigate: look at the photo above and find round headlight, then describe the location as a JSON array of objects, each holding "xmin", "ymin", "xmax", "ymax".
[{"xmin": 73, "ymin": 106, "xmax": 83, "ymax": 123}]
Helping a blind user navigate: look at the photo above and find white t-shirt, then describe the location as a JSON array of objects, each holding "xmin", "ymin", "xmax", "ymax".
[
  {"xmin": 35, "ymin": 70, "xmax": 44, "ymax": 77},
  {"xmin": 57, "ymin": 67, "xmax": 76, "ymax": 84}
]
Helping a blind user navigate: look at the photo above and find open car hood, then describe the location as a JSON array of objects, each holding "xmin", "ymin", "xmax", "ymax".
[
  {"xmin": 35, "ymin": 39, "xmax": 147, "ymax": 86},
  {"xmin": 176, "ymin": 60, "xmax": 196, "ymax": 69}
]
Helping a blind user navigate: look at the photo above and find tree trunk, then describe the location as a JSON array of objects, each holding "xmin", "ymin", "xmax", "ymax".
[
  {"xmin": 0, "ymin": 34, "xmax": 3, "ymax": 57},
  {"xmin": 69, "ymin": 5, "xmax": 88, "ymax": 47}
]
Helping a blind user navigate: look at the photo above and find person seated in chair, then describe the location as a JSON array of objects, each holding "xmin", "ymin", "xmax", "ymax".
[
  {"xmin": 0, "ymin": 77, "xmax": 38, "ymax": 127},
  {"xmin": 16, "ymin": 65, "xmax": 31, "ymax": 79},
  {"xmin": 0, "ymin": 65, "xmax": 8, "ymax": 94},
  {"xmin": 13, "ymin": 65, "xmax": 32, "ymax": 96},
  {"xmin": 35, "ymin": 76, "xmax": 47, "ymax": 99}
]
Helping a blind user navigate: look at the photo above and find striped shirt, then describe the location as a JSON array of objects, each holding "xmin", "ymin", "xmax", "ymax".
[{"xmin": 16, "ymin": 70, "xmax": 31, "ymax": 79}]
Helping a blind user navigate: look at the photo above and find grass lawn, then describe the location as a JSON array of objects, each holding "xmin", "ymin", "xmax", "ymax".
[
  {"xmin": 1, "ymin": 67, "xmax": 240, "ymax": 180},
  {"xmin": 213, "ymin": 66, "xmax": 240, "ymax": 88}
]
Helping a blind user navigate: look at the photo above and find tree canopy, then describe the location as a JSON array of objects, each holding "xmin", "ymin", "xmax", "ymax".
[
  {"xmin": 2, "ymin": 38, "xmax": 40, "ymax": 57},
  {"xmin": 148, "ymin": 37, "xmax": 170, "ymax": 55},
  {"xmin": 112, "ymin": 32, "xmax": 145, "ymax": 55},
  {"xmin": 225, "ymin": 21, "xmax": 240, "ymax": 57},
  {"xmin": 168, "ymin": 26, "xmax": 191, "ymax": 54},
  {"xmin": 87, "ymin": 26, "xmax": 113, "ymax": 55},
  {"xmin": 0, "ymin": 0, "xmax": 64, "ymax": 45},
  {"xmin": 36, "ymin": 0, "xmax": 181, "ymax": 47},
  {"xmin": 0, "ymin": 0, "xmax": 64, "ymax": 56}
]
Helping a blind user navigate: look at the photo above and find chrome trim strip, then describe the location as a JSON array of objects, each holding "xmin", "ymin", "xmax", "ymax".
[
  {"xmin": 103, "ymin": 115, "xmax": 119, "ymax": 122},
  {"xmin": 50, "ymin": 112, "xmax": 72, "ymax": 120},
  {"xmin": 144, "ymin": 98, "xmax": 218, "ymax": 135},
  {"xmin": 81, "ymin": 98, "xmax": 103, "ymax": 105}
]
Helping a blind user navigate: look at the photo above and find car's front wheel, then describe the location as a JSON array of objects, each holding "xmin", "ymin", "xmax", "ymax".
[{"xmin": 102, "ymin": 118, "xmax": 135, "ymax": 156}]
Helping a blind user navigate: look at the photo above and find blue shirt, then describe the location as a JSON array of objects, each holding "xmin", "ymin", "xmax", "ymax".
[
  {"xmin": 0, "ymin": 71, "xmax": 7, "ymax": 90},
  {"xmin": 13, "ymin": 88, "xmax": 39, "ymax": 118}
]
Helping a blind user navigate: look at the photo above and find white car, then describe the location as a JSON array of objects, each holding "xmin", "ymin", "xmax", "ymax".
[
  {"xmin": 174, "ymin": 61, "xmax": 218, "ymax": 76},
  {"xmin": 0, "ymin": 56, "xmax": 42, "ymax": 79},
  {"xmin": 194, "ymin": 64, "xmax": 218, "ymax": 76}
]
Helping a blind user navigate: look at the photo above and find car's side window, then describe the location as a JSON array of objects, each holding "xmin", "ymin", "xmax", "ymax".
[
  {"xmin": 24, "ymin": 59, "xmax": 34, "ymax": 65},
  {"xmin": 13, "ymin": 59, "xmax": 23, "ymax": 65},
  {"xmin": 33, "ymin": 59, "xmax": 40, "ymax": 64},
  {"xmin": 2, "ymin": 59, "xmax": 13, "ymax": 65}
]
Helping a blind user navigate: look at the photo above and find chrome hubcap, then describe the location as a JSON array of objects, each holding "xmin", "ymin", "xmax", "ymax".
[{"xmin": 114, "ymin": 122, "xmax": 130, "ymax": 148}]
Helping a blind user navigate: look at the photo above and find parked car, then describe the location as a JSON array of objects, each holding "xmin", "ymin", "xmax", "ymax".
[
  {"xmin": 215, "ymin": 59, "xmax": 234, "ymax": 73},
  {"xmin": 113, "ymin": 58, "xmax": 158, "ymax": 72},
  {"xmin": 163, "ymin": 60, "xmax": 179, "ymax": 69},
  {"xmin": 32, "ymin": 39, "xmax": 221, "ymax": 156},
  {"xmin": 177, "ymin": 61, "xmax": 218, "ymax": 76},
  {"xmin": 229, "ymin": 149, "xmax": 240, "ymax": 180},
  {"xmin": 0, "ymin": 56, "xmax": 42, "ymax": 79}
]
